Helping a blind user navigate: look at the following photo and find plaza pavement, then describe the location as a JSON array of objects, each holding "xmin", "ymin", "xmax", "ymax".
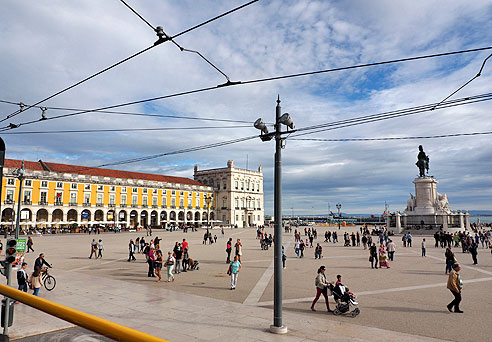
[{"xmin": 3, "ymin": 226, "xmax": 491, "ymax": 341}]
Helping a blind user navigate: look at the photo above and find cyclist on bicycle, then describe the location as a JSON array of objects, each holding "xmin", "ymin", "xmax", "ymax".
[{"xmin": 34, "ymin": 253, "xmax": 52, "ymax": 272}]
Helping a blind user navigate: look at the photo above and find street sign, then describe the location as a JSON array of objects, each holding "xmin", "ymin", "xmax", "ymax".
[{"xmin": 16, "ymin": 239, "xmax": 26, "ymax": 252}]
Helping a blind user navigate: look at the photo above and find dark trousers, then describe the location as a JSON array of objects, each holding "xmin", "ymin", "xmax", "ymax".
[
  {"xmin": 226, "ymin": 249, "xmax": 231, "ymax": 263},
  {"xmin": 147, "ymin": 260, "xmax": 155, "ymax": 276},
  {"xmin": 388, "ymin": 251, "xmax": 394, "ymax": 261},
  {"xmin": 18, "ymin": 284, "xmax": 28, "ymax": 292},
  {"xmin": 446, "ymin": 260, "xmax": 453, "ymax": 274},
  {"xmin": 27, "ymin": 245, "xmax": 34, "ymax": 253},
  {"xmin": 471, "ymin": 253, "xmax": 478, "ymax": 264},
  {"xmin": 448, "ymin": 290, "xmax": 461, "ymax": 311},
  {"xmin": 371, "ymin": 256, "xmax": 378, "ymax": 269},
  {"xmin": 422, "ymin": 248, "xmax": 426, "ymax": 257},
  {"xmin": 311, "ymin": 287, "xmax": 330, "ymax": 310}
]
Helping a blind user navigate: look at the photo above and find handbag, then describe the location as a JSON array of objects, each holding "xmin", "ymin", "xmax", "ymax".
[{"xmin": 369, "ymin": 256, "xmax": 374, "ymax": 262}]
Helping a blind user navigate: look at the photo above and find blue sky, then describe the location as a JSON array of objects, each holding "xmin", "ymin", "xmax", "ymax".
[{"xmin": 1, "ymin": 0, "xmax": 491, "ymax": 216}]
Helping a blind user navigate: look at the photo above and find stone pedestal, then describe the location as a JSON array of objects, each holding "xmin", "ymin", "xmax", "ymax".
[{"xmin": 413, "ymin": 177, "xmax": 438, "ymax": 214}]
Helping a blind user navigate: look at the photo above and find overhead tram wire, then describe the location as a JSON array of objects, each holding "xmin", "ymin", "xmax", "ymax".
[
  {"xmin": 290, "ymin": 131, "xmax": 492, "ymax": 142},
  {"xmin": 432, "ymin": 52, "xmax": 492, "ymax": 110},
  {"xmin": 119, "ymin": 0, "xmax": 156, "ymax": 31},
  {"xmin": 2, "ymin": 45, "xmax": 491, "ymax": 132},
  {"xmin": 0, "ymin": 101, "xmax": 257, "ymax": 124},
  {"xmin": 288, "ymin": 94, "xmax": 492, "ymax": 138},
  {"xmin": 1, "ymin": 124, "xmax": 252, "ymax": 135},
  {"xmin": 0, "ymin": 0, "xmax": 259, "ymax": 123}
]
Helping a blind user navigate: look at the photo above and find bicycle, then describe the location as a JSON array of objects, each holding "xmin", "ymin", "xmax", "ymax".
[{"xmin": 41, "ymin": 268, "xmax": 56, "ymax": 291}]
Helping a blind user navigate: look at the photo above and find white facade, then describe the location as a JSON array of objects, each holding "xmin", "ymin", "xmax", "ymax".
[{"xmin": 194, "ymin": 160, "xmax": 265, "ymax": 227}]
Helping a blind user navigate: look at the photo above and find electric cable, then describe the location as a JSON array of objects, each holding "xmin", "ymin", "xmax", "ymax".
[
  {"xmin": 1, "ymin": 0, "xmax": 259, "ymax": 122},
  {"xmin": 0, "ymin": 101, "xmax": 259, "ymax": 124},
  {"xmin": 1, "ymin": 124, "xmax": 252, "ymax": 135},
  {"xmin": 119, "ymin": 0, "xmax": 156, "ymax": 31},
  {"xmin": 432, "ymin": 52, "xmax": 492, "ymax": 109},
  {"xmin": 289, "ymin": 94, "xmax": 492, "ymax": 138},
  {"xmin": 3, "ymin": 46, "xmax": 491, "ymax": 132},
  {"xmin": 290, "ymin": 131, "xmax": 492, "ymax": 142}
]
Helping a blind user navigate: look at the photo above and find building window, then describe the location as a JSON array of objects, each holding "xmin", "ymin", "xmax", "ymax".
[
  {"xmin": 222, "ymin": 200, "xmax": 226, "ymax": 208},
  {"xmin": 121, "ymin": 195, "xmax": 126, "ymax": 205},
  {"xmin": 153, "ymin": 197, "xmax": 157, "ymax": 206},
  {"xmin": 41, "ymin": 181, "xmax": 48, "ymax": 187},
  {"xmin": 121, "ymin": 187, "xmax": 127, "ymax": 193},
  {"xmin": 241, "ymin": 182, "xmax": 244, "ymax": 190},
  {"xmin": 133, "ymin": 188, "xmax": 138, "ymax": 193},
  {"xmin": 222, "ymin": 215, "xmax": 226, "ymax": 222},
  {"xmin": 235, "ymin": 215, "xmax": 238, "ymax": 221},
  {"xmin": 23, "ymin": 190, "xmax": 31, "ymax": 202},
  {"xmin": 172, "ymin": 190, "xmax": 175, "ymax": 195},
  {"xmin": 258, "ymin": 215, "xmax": 260, "ymax": 220},
  {"xmin": 143, "ymin": 188, "xmax": 148, "ymax": 194},
  {"xmin": 71, "ymin": 183, "xmax": 77, "ymax": 189},
  {"xmin": 40, "ymin": 192, "xmax": 47, "ymax": 204},
  {"xmin": 246, "ymin": 180, "xmax": 249, "ymax": 191},
  {"xmin": 234, "ymin": 181, "xmax": 238, "ymax": 190},
  {"xmin": 257, "ymin": 200, "xmax": 260, "ymax": 209},
  {"xmin": 84, "ymin": 193, "xmax": 90, "ymax": 204},
  {"xmin": 25, "ymin": 180, "xmax": 32, "ymax": 187},
  {"xmin": 97, "ymin": 185, "xmax": 103, "ymax": 191},
  {"xmin": 223, "ymin": 182, "xmax": 226, "ymax": 190},
  {"xmin": 257, "ymin": 183, "xmax": 260, "ymax": 192},
  {"xmin": 188, "ymin": 197, "xmax": 192, "ymax": 207},
  {"xmin": 241, "ymin": 199, "xmax": 244, "ymax": 208},
  {"xmin": 196, "ymin": 198, "xmax": 200, "ymax": 208},
  {"xmin": 85, "ymin": 184, "xmax": 91, "ymax": 190},
  {"xmin": 56, "ymin": 182, "xmax": 63, "ymax": 188},
  {"xmin": 55, "ymin": 192, "xmax": 63, "ymax": 204},
  {"xmin": 171, "ymin": 198, "xmax": 176, "ymax": 207},
  {"xmin": 142, "ymin": 197, "xmax": 148, "ymax": 207},
  {"xmin": 241, "ymin": 214, "xmax": 245, "ymax": 221},
  {"xmin": 7, "ymin": 179, "xmax": 14, "ymax": 185},
  {"xmin": 132, "ymin": 195, "xmax": 138, "ymax": 205},
  {"xmin": 179, "ymin": 199, "xmax": 184, "ymax": 207},
  {"xmin": 97, "ymin": 194, "xmax": 103, "ymax": 205},
  {"xmin": 70, "ymin": 193, "xmax": 77, "ymax": 204},
  {"xmin": 180, "ymin": 191, "xmax": 184, "ymax": 196},
  {"xmin": 235, "ymin": 199, "xmax": 239, "ymax": 208},
  {"xmin": 162, "ymin": 197, "xmax": 166, "ymax": 206},
  {"xmin": 110, "ymin": 186, "xmax": 115, "ymax": 191},
  {"xmin": 110, "ymin": 194, "xmax": 115, "ymax": 205},
  {"xmin": 6, "ymin": 189, "xmax": 14, "ymax": 202}
]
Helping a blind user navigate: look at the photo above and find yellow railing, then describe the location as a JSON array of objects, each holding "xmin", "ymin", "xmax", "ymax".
[{"xmin": 0, "ymin": 284, "xmax": 169, "ymax": 342}]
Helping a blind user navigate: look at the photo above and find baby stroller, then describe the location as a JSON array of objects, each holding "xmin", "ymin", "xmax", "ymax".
[{"xmin": 330, "ymin": 283, "xmax": 360, "ymax": 317}]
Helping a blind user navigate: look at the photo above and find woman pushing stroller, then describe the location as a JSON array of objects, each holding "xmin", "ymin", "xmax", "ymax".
[{"xmin": 310, "ymin": 266, "xmax": 333, "ymax": 312}]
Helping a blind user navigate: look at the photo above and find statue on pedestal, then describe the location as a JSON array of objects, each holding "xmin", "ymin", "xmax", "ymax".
[{"xmin": 416, "ymin": 145, "xmax": 429, "ymax": 177}]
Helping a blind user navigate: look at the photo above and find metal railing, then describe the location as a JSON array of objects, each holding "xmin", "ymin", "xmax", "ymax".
[{"xmin": 0, "ymin": 284, "xmax": 168, "ymax": 342}]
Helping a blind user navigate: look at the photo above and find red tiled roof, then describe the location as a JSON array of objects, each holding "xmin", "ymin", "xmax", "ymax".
[{"xmin": 4, "ymin": 159, "xmax": 205, "ymax": 187}]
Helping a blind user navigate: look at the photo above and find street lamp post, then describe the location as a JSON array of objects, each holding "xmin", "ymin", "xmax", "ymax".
[
  {"xmin": 336, "ymin": 203, "xmax": 342, "ymax": 230},
  {"xmin": 13, "ymin": 162, "xmax": 25, "ymax": 239},
  {"xmin": 205, "ymin": 195, "xmax": 211, "ymax": 237},
  {"xmin": 254, "ymin": 96, "xmax": 295, "ymax": 334}
]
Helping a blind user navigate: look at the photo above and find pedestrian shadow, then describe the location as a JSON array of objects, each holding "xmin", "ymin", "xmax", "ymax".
[
  {"xmin": 368, "ymin": 306, "xmax": 446, "ymax": 314},
  {"xmin": 183, "ymin": 284, "xmax": 226, "ymax": 290},
  {"xmin": 403, "ymin": 270, "xmax": 440, "ymax": 275}
]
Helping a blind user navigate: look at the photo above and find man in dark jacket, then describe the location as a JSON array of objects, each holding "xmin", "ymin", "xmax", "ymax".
[
  {"xmin": 34, "ymin": 253, "xmax": 52, "ymax": 271},
  {"xmin": 17, "ymin": 262, "xmax": 29, "ymax": 292}
]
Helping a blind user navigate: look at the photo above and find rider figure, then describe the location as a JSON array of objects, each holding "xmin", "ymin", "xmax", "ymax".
[
  {"xmin": 34, "ymin": 253, "xmax": 52, "ymax": 273},
  {"xmin": 416, "ymin": 145, "xmax": 429, "ymax": 177}
]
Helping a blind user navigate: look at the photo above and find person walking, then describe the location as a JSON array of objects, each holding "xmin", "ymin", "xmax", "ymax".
[
  {"xmin": 445, "ymin": 246, "xmax": 456, "ymax": 274},
  {"xmin": 154, "ymin": 250, "xmax": 163, "ymax": 282},
  {"xmin": 469, "ymin": 242, "xmax": 478, "ymax": 264},
  {"xmin": 226, "ymin": 238, "xmax": 232, "ymax": 264},
  {"xmin": 407, "ymin": 233, "xmax": 413, "ymax": 247},
  {"xmin": 379, "ymin": 244, "xmax": 390, "ymax": 268},
  {"xmin": 387, "ymin": 239, "xmax": 396, "ymax": 261},
  {"xmin": 17, "ymin": 262, "xmax": 29, "ymax": 292},
  {"xmin": 282, "ymin": 245, "xmax": 287, "ymax": 269},
  {"xmin": 28, "ymin": 266, "xmax": 43, "ymax": 296},
  {"xmin": 370, "ymin": 243, "xmax": 378, "ymax": 269},
  {"xmin": 165, "ymin": 251, "xmax": 175, "ymax": 282},
  {"xmin": 182, "ymin": 248, "xmax": 189, "ymax": 272},
  {"xmin": 174, "ymin": 243, "xmax": 183, "ymax": 274},
  {"xmin": 88, "ymin": 239, "xmax": 97, "ymax": 259},
  {"xmin": 446, "ymin": 264, "xmax": 463, "ymax": 313},
  {"xmin": 362, "ymin": 235, "xmax": 368, "ymax": 249},
  {"xmin": 128, "ymin": 239, "xmax": 136, "ymax": 261},
  {"xmin": 300, "ymin": 240, "xmax": 305, "ymax": 258},
  {"xmin": 228, "ymin": 255, "xmax": 241, "ymax": 290},
  {"xmin": 235, "ymin": 239, "xmax": 243, "ymax": 262},
  {"xmin": 310, "ymin": 266, "xmax": 333, "ymax": 312},
  {"xmin": 146, "ymin": 246, "xmax": 155, "ymax": 277},
  {"xmin": 314, "ymin": 243, "xmax": 322, "ymax": 259},
  {"xmin": 294, "ymin": 239, "xmax": 300, "ymax": 258},
  {"xmin": 421, "ymin": 238, "xmax": 427, "ymax": 257},
  {"xmin": 97, "ymin": 239, "xmax": 104, "ymax": 258},
  {"xmin": 26, "ymin": 237, "xmax": 34, "ymax": 253}
]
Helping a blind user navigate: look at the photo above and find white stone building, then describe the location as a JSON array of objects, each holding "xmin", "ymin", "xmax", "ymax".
[{"xmin": 194, "ymin": 160, "xmax": 264, "ymax": 227}]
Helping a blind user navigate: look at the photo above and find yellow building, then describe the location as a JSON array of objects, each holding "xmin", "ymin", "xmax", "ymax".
[{"xmin": 1, "ymin": 159, "xmax": 215, "ymax": 229}]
